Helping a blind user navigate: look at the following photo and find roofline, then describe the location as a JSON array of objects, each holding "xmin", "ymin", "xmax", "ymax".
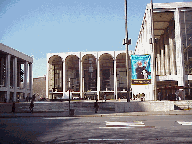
[
  {"xmin": 147, "ymin": 2, "xmax": 192, "ymax": 10},
  {"xmin": 0, "ymin": 43, "xmax": 33, "ymax": 63},
  {"xmin": 135, "ymin": 1, "xmax": 192, "ymax": 48}
]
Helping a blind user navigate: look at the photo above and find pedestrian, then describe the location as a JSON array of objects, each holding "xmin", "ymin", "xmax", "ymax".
[
  {"xmin": 29, "ymin": 100, "xmax": 34, "ymax": 113},
  {"xmin": 94, "ymin": 99, "xmax": 99, "ymax": 113},
  {"xmin": 32, "ymin": 94, "xmax": 36, "ymax": 101},
  {"xmin": 26, "ymin": 96, "xmax": 29, "ymax": 102},
  {"xmin": 12, "ymin": 102, "xmax": 15, "ymax": 113},
  {"xmin": 158, "ymin": 92, "xmax": 162, "ymax": 101},
  {"xmin": 104, "ymin": 94, "xmax": 106, "ymax": 102},
  {"xmin": 4, "ymin": 97, "xmax": 6, "ymax": 103}
]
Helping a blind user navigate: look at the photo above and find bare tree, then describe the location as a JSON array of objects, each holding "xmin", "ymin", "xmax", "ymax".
[{"xmin": 33, "ymin": 76, "xmax": 46, "ymax": 100}]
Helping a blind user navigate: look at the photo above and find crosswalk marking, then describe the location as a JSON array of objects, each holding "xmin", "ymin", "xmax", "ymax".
[
  {"xmin": 43, "ymin": 117, "xmax": 76, "ymax": 119},
  {"xmin": 99, "ymin": 127, "xmax": 133, "ymax": 129},
  {"xmin": 177, "ymin": 121, "xmax": 192, "ymax": 125},
  {"xmin": 88, "ymin": 138, "xmax": 137, "ymax": 141},
  {"xmin": 105, "ymin": 121, "xmax": 145, "ymax": 127}
]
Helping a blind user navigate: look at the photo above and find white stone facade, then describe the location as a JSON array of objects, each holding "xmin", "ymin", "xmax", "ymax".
[
  {"xmin": 0, "ymin": 43, "xmax": 33, "ymax": 102},
  {"xmin": 46, "ymin": 51, "xmax": 133, "ymax": 100},
  {"xmin": 134, "ymin": 2, "xmax": 192, "ymax": 100}
]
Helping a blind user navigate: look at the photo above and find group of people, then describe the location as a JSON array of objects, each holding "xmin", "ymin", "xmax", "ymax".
[
  {"xmin": 132, "ymin": 93, "xmax": 145, "ymax": 100},
  {"xmin": 158, "ymin": 90, "xmax": 185, "ymax": 101}
]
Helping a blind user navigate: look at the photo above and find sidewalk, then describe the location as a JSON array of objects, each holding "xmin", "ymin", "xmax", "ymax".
[{"xmin": 0, "ymin": 109, "xmax": 192, "ymax": 118}]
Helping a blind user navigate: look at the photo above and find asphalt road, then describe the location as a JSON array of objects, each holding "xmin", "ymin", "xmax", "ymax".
[{"xmin": 0, "ymin": 115, "xmax": 192, "ymax": 143}]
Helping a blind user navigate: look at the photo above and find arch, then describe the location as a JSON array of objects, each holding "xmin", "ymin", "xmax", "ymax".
[
  {"xmin": 48, "ymin": 55, "xmax": 63, "ymax": 64},
  {"xmin": 99, "ymin": 53, "xmax": 114, "ymax": 91},
  {"xmin": 65, "ymin": 55, "xmax": 80, "ymax": 92},
  {"xmin": 116, "ymin": 53, "xmax": 127, "ymax": 94},
  {"xmin": 116, "ymin": 53, "xmax": 126, "ymax": 68},
  {"xmin": 82, "ymin": 54, "xmax": 97, "ymax": 92},
  {"xmin": 48, "ymin": 55, "xmax": 63, "ymax": 99}
]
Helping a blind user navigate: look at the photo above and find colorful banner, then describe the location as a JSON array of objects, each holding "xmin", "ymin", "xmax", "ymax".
[{"xmin": 131, "ymin": 55, "xmax": 151, "ymax": 85}]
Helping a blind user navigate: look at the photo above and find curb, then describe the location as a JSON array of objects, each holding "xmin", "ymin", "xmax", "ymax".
[{"xmin": 0, "ymin": 110, "xmax": 192, "ymax": 118}]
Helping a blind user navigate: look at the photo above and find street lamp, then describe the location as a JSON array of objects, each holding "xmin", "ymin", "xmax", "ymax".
[{"xmin": 123, "ymin": 0, "xmax": 131, "ymax": 102}]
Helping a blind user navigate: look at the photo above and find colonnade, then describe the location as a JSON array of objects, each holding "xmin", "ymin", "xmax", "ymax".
[
  {"xmin": 47, "ymin": 51, "xmax": 130, "ymax": 100},
  {"xmin": 155, "ymin": 21, "xmax": 177, "ymax": 76},
  {"xmin": 0, "ymin": 44, "xmax": 33, "ymax": 103}
]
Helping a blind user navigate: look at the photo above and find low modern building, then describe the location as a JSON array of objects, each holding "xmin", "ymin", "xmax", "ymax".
[
  {"xmin": 46, "ymin": 51, "xmax": 133, "ymax": 100},
  {"xmin": 0, "ymin": 43, "xmax": 33, "ymax": 102},
  {"xmin": 133, "ymin": 2, "xmax": 192, "ymax": 100}
]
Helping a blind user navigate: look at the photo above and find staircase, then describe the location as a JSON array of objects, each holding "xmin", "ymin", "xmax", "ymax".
[
  {"xmin": 0, "ymin": 101, "xmax": 116, "ymax": 113},
  {"xmin": 174, "ymin": 101, "xmax": 192, "ymax": 110}
]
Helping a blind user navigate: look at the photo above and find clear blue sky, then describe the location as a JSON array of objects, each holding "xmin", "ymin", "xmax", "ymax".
[{"xmin": 0, "ymin": 0, "xmax": 190, "ymax": 78}]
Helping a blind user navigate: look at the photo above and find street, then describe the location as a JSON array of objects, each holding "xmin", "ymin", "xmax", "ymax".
[{"xmin": 0, "ymin": 115, "xmax": 192, "ymax": 143}]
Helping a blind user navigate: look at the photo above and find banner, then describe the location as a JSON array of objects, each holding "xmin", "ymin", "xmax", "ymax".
[{"xmin": 131, "ymin": 55, "xmax": 151, "ymax": 85}]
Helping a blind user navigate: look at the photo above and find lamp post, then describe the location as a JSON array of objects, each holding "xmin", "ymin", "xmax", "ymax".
[{"xmin": 123, "ymin": 0, "xmax": 131, "ymax": 102}]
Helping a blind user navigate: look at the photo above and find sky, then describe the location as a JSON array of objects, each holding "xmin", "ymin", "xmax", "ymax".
[{"xmin": 0, "ymin": 0, "xmax": 191, "ymax": 78}]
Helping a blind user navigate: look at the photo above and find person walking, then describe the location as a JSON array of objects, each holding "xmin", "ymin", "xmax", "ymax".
[
  {"xmin": 158, "ymin": 92, "xmax": 162, "ymax": 101},
  {"xmin": 12, "ymin": 102, "xmax": 15, "ymax": 113},
  {"xmin": 94, "ymin": 99, "xmax": 99, "ymax": 113},
  {"xmin": 29, "ymin": 100, "xmax": 34, "ymax": 113},
  {"xmin": 104, "ymin": 94, "xmax": 106, "ymax": 102},
  {"xmin": 26, "ymin": 96, "xmax": 29, "ymax": 102}
]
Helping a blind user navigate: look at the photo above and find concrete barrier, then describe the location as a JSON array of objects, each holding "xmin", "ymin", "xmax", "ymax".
[{"xmin": 115, "ymin": 101, "xmax": 174, "ymax": 112}]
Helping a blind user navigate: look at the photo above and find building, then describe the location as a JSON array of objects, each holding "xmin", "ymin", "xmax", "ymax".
[
  {"xmin": 133, "ymin": 2, "xmax": 192, "ymax": 100},
  {"xmin": 0, "ymin": 43, "xmax": 33, "ymax": 102},
  {"xmin": 33, "ymin": 76, "xmax": 46, "ymax": 100},
  {"xmin": 46, "ymin": 2, "xmax": 192, "ymax": 101},
  {"xmin": 46, "ymin": 51, "xmax": 133, "ymax": 100}
]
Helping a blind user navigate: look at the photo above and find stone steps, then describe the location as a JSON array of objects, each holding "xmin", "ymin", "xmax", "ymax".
[
  {"xmin": 174, "ymin": 101, "xmax": 192, "ymax": 110},
  {"xmin": 0, "ymin": 100, "xmax": 178, "ymax": 113},
  {"xmin": 0, "ymin": 102, "xmax": 115, "ymax": 113}
]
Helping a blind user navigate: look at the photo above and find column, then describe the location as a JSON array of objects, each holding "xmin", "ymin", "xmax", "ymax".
[
  {"xmin": 154, "ymin": 42, "xmax": 157, "ymax": 75},
  {"xmin": 63, "ymin": 61, "xmax": 65, "ymax": 96},
  {"xmin": 46, "ymin": 61, "xmax": 49, "ymax": 99},
  {"xmin": 157, "ymin": 40, "xmax": 161, "ymax": 75},
  {"xmin": 175, "ymin": 8, "xmax": 184, "ymax": 86},
  {"xmin": 164, "ymin": 28, "xmax": 170, "ymax": 75},
  {"xmin": 97, "ymin": 53, "xmax": 100, "ymax": 100},
  {"xmin": 24, "ymin": 62, "xmax": 28, "ymax": 98},
  {"xmin": 80, "ymin": 60, "xmax": 83, "ymax": 98},
  {"xmin": 29, "ymin": 63, "xmax": 32, "ymax": 99},
  {"xmin": 6, "ymin": 55, "xmax": 11, "ymax": 102},
  {"xmin": 80, "ymin": 53, "xmax": 83, "ymax": 98},
  {"xmin": 169, "ymin": 22, "xmax": 176, "ymax": 75},
  {"xmin": 114, "ymin": 52, "xmax": 117, "ymax": 100},
  {"xmin": 160, "ymin": 35, "xmax": 165, "ymax": 75},
  {"xmin": 0, "ymin": 58, "xmax": 4, "ymax": 85},
  {"xmin": 13, "ymin": 57, "xmax": 17, "ymax": 102},
  {"xmin": 156, "ymin": 57, "xmax": 158, "ymax": 75}
]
